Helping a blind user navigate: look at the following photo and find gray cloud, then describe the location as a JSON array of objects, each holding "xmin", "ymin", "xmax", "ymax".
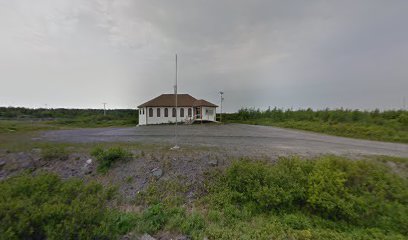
[{"xmin": 0, "ymin": 0, "xmax": 407, "ymax": 111}]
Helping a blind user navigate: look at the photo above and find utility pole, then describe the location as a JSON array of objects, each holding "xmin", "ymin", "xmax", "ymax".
[
  {"xmin": 171, "ymin": 54, "xmax": 180, "ymax": 150},
  {"xmin": 219, "ymin": 91, "xmax": 224, "ymax": 123},
  {"xmin": 103, "ymin": 103, "xmax": 107, "ymax": 116}
]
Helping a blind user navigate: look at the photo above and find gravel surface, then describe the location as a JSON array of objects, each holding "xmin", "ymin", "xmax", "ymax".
[{"xmin": 41, "ymin": 123, "xmax": 408, "ymax": 158}]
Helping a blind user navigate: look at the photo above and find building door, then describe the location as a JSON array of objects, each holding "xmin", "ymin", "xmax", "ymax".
[{"xmin": 195, "ymin": 107, "xmax": 201, "ymax": 119}]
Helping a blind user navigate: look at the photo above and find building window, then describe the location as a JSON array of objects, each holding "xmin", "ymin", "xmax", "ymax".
[
  {"xmin": 188, "ymin": 108, "xmax": 192, "ymax": 117},
  {"xmin": 172, "ymin": 108, "xmax": 176, "ymax": 117},
  {"xmin": 157, "ymin": 108, "xmax": 161, "ymax": 117},
  {"xmin": 164, "ymin": 108, "xmax": 168, "ymax": 117},
  {"xmin": 149, "ymin": 108, "xmax": 153, "ymax": 117},
  {"xmin": 180, "ymin": 108, "xmax": 184, "ymax": 117},
  {"xmin": 142, "ymin": 108, "xmax": 145, "ymax": 115}
]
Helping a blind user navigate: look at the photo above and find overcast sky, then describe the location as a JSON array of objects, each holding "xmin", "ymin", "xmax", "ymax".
[{"xmin": 1, "ymin": 0, "xmax": 407, "ymax": 111}]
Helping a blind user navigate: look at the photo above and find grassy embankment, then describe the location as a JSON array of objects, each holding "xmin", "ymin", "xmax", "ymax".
[
  {"xmin": 224, "ymin": 108, "xmax": 408, "ymax": 143},
  {"xmin": 1, "ymin": 154, "xmax": 407, "ymax": 239}
]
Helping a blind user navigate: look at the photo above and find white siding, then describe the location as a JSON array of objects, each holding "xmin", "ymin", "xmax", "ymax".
[
  {"xmin": 138, "ymin": 107, "xmax": 146, "ymax": 125},
  {"xmin": 201, "ymin": 107, "xmax": 216, "ymax": 121},
  {"xmin": 139, "ymin": 107, "xmax": 193, "ymax": 125}
]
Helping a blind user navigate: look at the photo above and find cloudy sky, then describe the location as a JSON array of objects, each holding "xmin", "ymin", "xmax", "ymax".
[{"xmin": 0, "ymin": 0, "xmax": 407, "ymax": 111}]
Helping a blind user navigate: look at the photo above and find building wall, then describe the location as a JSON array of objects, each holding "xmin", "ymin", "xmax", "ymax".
[
  {"xmin": 201, "ymin": 107, "xmax": 216, "ymax": 121},
  {"xmin": 138, "ymin": 107, "xmax": 146, "ymax": 125},
  {"xmin": 139, "ymin": 106, "xmax": 217, "ymax": 125},
  {"xmin": 139, "ymin": 107, "xmax": 194, "ymax": 125}
]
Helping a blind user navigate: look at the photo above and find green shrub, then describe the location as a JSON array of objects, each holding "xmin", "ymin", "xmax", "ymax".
[
  {"xmin": 118, "ymin": 156, "xmax": 408, "ymax": 239},
  {"xmin": 0, "ymin": 173, "xmax": 116, "ymax": 240},
  {"xmin": 224, "ymin": 158, "xmax": 311, "ymax": 212},
  {"xmin": 109, "ymin": 211, "xmax": 141, "ymax": 235},
  {"xmin": 307, "ymin": 158, "xmax": 355, "ymax": 220},
  {"xmin": 135, "ymin": 178, "xmax": 188, "ymax": 206},
  {"xmin": 282, "ymin": 213, "xmax": 311, "ymax": 230},
  {"xmin": 205, "ymin": 156, "xmax": 408, "ymax": 236},
  {"xmin": 138, "ymin": 204, "xmax": 168, "ymax": 233},
  {"xmin": 91, "ymin": 146, "xmax": 132, "ymax": 173},
  {"xmin": 180, "ymin": 212, "xmax": 205, "ymax": 236}
]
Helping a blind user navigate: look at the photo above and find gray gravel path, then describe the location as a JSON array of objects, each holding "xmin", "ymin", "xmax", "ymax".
[{"xmin": 41, "ymin": 124, "xmax": 408, "ymax": 158}]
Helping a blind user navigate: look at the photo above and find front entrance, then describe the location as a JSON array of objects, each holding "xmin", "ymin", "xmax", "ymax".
[{"xmin": 195, "ymin": 107, "xmax": 201, "ymax": 119}]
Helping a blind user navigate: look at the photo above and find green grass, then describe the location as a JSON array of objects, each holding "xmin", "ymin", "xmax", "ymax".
[
  {"xmin": 224, "ymin": 108, "xmax": 408, "ymax": 143},
  {"xmin": 0, "ymin": 120, "xmax": 60, "ymax": 134},
  {"xmin": 0, "ymin": 107, "xmax": 138, "ymax": 128}
]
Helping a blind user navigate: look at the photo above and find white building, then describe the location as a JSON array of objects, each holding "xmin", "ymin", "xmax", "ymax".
[{"xmin": 138, "ymin": 94, "xmax": 218, "ymax": 125}]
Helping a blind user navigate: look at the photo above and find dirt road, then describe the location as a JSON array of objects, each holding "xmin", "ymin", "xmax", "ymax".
[{"xmin": 41, "ymin": 124, "xmax": 408, "ymax": 158}]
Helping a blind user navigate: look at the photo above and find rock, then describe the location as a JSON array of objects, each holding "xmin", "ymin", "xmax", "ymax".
[
  {"xmin": 0, "ymin": 160, "xmax": 6, "ymax": 167},
  {"xmin": 151, "ymin": 168, "xmax": 163, "ymax": 178},
  {"xmin": 86, "ymin": 159, "xmax": 92, "ymax": 164},
  {"xmin": 81, "ymin": 163, "xmax": 93, "ymax": 175},
  {"xmin": 140, "ymin": 234, "xmax": 156, "ymax": 240},
  {"xmin": 120, "ymin": 232, "xmax": 139, "ymax": 240},
  {"xmin": 208, "ymin": 159, "xmax": 218, "ymax": 167},
  {"xmin": 32, "ymin": 148, "xmax": 41, "ymax": 154},
  {"xmin": 175, "ymin": 235, "xmax": 190, "ymax": 240}
]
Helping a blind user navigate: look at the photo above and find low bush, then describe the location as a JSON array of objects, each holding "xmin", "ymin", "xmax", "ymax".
[
  {"xmin": 0, "ymin": 173, "xmax": 117, "ymax": 240},
  {"xmin": 205, "ymin": 156, "xmax": 408, "ymax": 238},
  {"xmin": 41, "ymin": 144, "xmax": 69, "ymax": 161},
  {"xmin": 135, "ymin": 177, "xmax": 189, "ymax": 207},
  {"xmin": 91, "ymin": 146, "xmax": 133, "ymax": 173}
]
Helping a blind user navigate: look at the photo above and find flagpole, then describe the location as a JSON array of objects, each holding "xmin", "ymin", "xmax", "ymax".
[{"xmin": 171, "ymin": 54, "xmax": 180, "ymax": 150}]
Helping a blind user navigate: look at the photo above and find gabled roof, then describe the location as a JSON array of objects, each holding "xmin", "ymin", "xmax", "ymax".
[
  {"xmin": 138, "ymin": 94, "xmax": 218, "ymax": 108},
  {"xmin": 193, "ymin": 99, "xmax": 218, "ymax": 107}
]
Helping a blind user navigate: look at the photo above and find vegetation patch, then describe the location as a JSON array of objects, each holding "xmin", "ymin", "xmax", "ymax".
[
  {"xmin": 201, "ymin": 156, "xmax": 408, "ymax": 239},
  {"xmin": 91, "ymin": 146, "xmax": 133, "ymax": 173},
  {"xmin": 0, "ymin": 107, "xmax": 138, "ymax": 128},
  {"xmin": 1, "ymin": 156, "xmax": 407, "ymax": 239},
  {"xmin": 131, "ymin": 156, "xmax": 408, "ymax": 239},
  {"xmin": 0, "ymin": 173, "xmax": 117, "ymax": 240},
  {"xmin": 0, "ymin": 120, "xmax": 58, "ymax": 134},
  {"xmin": 224, "ymin": 108, "xmax": 408, "ymax": 143},
  {"xmin": 41, "ymin": 144, "xmax": 69, "ymax": 161}
]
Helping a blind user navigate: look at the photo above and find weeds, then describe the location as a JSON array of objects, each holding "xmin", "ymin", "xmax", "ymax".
[
  {"xmin": 41, "ymin": 144, "xmax": 69, "ymax": 161},
  {"xmin": 91, "ymin": 146, "xmax": 133, "ymax": 173}
]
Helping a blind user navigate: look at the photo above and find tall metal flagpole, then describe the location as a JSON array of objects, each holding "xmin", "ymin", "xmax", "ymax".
[
  {"xmin": 219, "ymin": 91, "xmax": 224, "ymax": 123},
  {"xmin": 171, "ymin": 54, "xmax": 180, "ymax": 150}
]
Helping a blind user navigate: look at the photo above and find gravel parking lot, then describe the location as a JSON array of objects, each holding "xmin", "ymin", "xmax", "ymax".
[{"xmin": 42, "ymin": 124, "xmax": 408, "ymax": 158}]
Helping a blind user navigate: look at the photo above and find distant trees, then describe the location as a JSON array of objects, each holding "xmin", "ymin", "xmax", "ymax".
[
  {"xmin": 222, "ymin": 107, "xmax": 408, "ymax": 143},
  {"xmin": 0, "ymin": 107, "xmax": 138, "ymax": 120},
  {"xmin": 224, "ymin": 107, "xmax": 408, "ymax": 126}
]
